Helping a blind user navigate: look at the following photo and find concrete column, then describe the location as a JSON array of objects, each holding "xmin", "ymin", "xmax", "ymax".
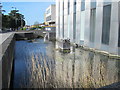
[
  {"xmin": 64, "ymin": 0, "xmax": 68, "ymax": 39},
  {"xmin": 109, "ymin": 1, "xmax": 119, "ymax": 54},
  {"xmin": 69, "ymin": 0, "xmax": 74, "ymax": 42},
  {"xmin": 60, "ymin": 0, "xmax": 64, "ymax": 39},
  {"xmin": 68, "ymin": 0, "xmax": 70, "ymax": 39},
  {"xmin": 84, "ymin": 0, "xmax": 91, "ymax": 46},
  {"xmin": 56, "ymin": 0, "xmax": 60, "ymax": 39},
  {"xmin": 76, "ymin": 0, "xmax": 81, "ymax": 44},
  {"xmin": 94, "ymin": 0, "xmax": 103, "ymax": 49},
  {"xmin": 118, "ymin": 1, "xmax": 120, "ymax": 55}
]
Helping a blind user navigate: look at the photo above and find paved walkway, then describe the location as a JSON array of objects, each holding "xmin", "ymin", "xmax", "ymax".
[
  {"xmin": 0, "ymin": 31, "xmax": 32, "ymax": 45},
  {"xmin": 0, "ymin": 32, "xmax": 13, "ymax": 45}
]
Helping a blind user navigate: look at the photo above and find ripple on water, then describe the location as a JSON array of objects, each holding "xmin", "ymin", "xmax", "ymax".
[{"xmin": 13, "ymin": 38, "xmax": 120, "ymax": 88}]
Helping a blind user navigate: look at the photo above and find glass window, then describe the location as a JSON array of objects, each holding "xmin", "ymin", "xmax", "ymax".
[
  {"xmin": 102, "ymin": 5, "xmax": 111, "ymax": 45},
  {"xmin": 74, "ymin": 0, "xmax": 76, "ymax": 14},
  {"xmin": 90, "ymin": 8, "xmax": 96, "ymax": 42},
  {"xmin": 81, "ymin": 0, "xmax": 85, "ymax": 11},
  {"xmin": 73, "ymin": 13, "xmax": 76, "ymax": 40},
  {"xmin": 68, "ymin": 0, "xmax": 70, "ymax": 15},
  {"xmin": 73, "ymin": 0, "xmax": 76, "ymax": 40},
  {"xmin": 91, "ymin": 2, "xmax": 96, "ymax": 9}
]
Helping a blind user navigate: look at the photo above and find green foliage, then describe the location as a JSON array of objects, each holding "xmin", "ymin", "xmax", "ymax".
[
  {"xmin": 2, "ymin": 10, "xmax": 26, "ymax": 31},
  {"xmin": 20, "ymin": 27, "xmax": 26, "ymax": 30},
  {"xmin": 41, "ymin": 26, "xmax": 45, "ymax": 30},
  {"xmin": 23, "ymin": 27, "xmax": 27, "ymax": 30}
]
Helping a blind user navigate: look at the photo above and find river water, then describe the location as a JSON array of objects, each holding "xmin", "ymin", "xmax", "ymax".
[{"xmin": 13, "ymin": 38, "xmax": 120, "ymax": 88}]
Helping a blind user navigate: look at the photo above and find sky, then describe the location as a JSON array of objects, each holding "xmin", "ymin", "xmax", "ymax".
[{"xmin": 2, "ymin": 1, "xmax": 55, "ymax": 25}]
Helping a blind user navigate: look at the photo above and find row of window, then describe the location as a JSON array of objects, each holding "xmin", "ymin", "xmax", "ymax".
[
  {"xmin": 89, "ymin": 5, "xmax": 111, "ymax": 45},
  {"xmin": 67, "ymin": 1, "xmax": 111, "ymax": 13},
  {"xmin": 68, "ymin": 0, "xmax": 95, "ymax": 14},
  {"xmin": 58, "ymin": 1, "xmax": 120, "ymax": 47},
  {"xmin": 75, "ymin": 4, "xmax": 117, "ymax": 46}
]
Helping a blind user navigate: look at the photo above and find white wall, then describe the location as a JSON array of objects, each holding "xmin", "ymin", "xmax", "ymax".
[{"xmin": 56, "ymin": 0, "xmax": 120, "ymax": 55}]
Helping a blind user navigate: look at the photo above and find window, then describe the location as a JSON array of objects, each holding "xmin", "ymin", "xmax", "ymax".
[
  {"xmin": 81, "ymin": 0, "xmax": 85, "ymax": 11},
  {"xmin": 91, "ymin": 2, "xmax": 96, "ymax": 9},
  {"xmin": 73, "ymin": 0, "xmax": 76, "ymax": 40},
  {"xmin": 102, "ymin": 5, "xmax": 111, "ymax": 45},
  {"xmin": 90, "ymin": 8, "xmax": 96, "ymax": 42},
  {"xmin": 68, "ymin": 0, "xmax": 70, "ymax": 15},
  {"xmin": 74, "ymin": 0, "xmax": 76, "ymax": 14},
  {"xmin": 73, "ymin": 13, "xmax": 76, "ymax": 40}
]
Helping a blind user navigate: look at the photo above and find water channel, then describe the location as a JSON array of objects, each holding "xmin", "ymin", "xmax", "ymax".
[{"xmin": 13, "ymin": 38, "xmax": 120, "ymax": 88}]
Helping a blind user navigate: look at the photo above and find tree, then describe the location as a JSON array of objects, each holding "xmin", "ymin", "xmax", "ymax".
[
  {"xmin": 8, "ymin": 10, "xmax": 25, "ymax": 30},
  {"xmin": 2, "ymin": 10, "xmax": 26, "ymax": 31}
]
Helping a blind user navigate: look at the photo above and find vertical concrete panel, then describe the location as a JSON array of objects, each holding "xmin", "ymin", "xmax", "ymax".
[
  {"xmin": 69, "ymin": 0, "xmax": 74, "ymax": 42},
  {"xmin": 64, "ymin": 0, "xmax": 68, "ymax": 39},
  {"xmin": 56, "ymin": 0, "xmax": 59, "ymax": 39},
  {"xmin": 94, "ymin": 0, "xmax": 103, "ymax": 49},
  {"xmin": 60, "ymin": 0, "xmax": 64, "ymax": 39},
  {"xmin": 80, "ymin": 11, "xmax": 85, "ymax": 45},
  {"xmin": 76, "ymin": 0, "xmax": 81, "ymax": 44},
  {"xmin": 84, "ymin": 0, "xmax": 91, "ymax": 46},
  {"xmin": 118, "ymin": 1, "xmax": 120, "ymax": 55},
  {"xmin": 67, "ymin": 0, "xmax": 70, "ymax": 39},
  {"xmin": 64, "ymin": 16, "xmax": 68, "ymax": 39},
  {"xmin": 109, "ymin": 1, "xmax": 119, "ymax": 54}
]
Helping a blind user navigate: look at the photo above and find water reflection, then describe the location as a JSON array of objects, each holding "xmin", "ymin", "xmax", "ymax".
[{"xmin": 13, "ymin": 38, "xmax": 120, "ymax": 88}]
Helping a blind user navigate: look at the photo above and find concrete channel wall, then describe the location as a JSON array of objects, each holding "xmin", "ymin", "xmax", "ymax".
[
  {"xmin": 0, "ymin": 30, "xmax": 54, "ymax": 89},
  {"xmin": 0, "ymin": 32, "xmax": 35, "ymax": 89},
  {"xmin": 0, "ymin": 33, "xmax": 15, "ymax": 89}
]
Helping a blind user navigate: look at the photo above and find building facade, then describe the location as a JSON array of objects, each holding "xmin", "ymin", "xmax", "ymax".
[
  {"xmin": 56, "ymin": 0, "xmax": 120, "ymax": 55},
  {"xmin": 45, "ymin": 4, "xmax": 56, "ymax": 26},
  {"xmin": 0, "ymin": 3, "xmax": 2, "ymax": 32}
]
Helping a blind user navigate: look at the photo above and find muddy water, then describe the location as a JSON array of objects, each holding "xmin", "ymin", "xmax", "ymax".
[{"xmin": 13, "ymin": 38, "xmax": 120, "ymax": 88}]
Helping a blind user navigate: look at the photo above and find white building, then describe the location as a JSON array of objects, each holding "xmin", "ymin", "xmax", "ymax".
[
  {"xmin": 45, "ymin": 4, "xmax": 56, "ymax": 26},
  {"xmin": 56, "ymin": 0, "xmax": 120, "ymax": 55},
  {"xmin": 0, "ymin": 13, "xmax": 1, "ymax": 32}
]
